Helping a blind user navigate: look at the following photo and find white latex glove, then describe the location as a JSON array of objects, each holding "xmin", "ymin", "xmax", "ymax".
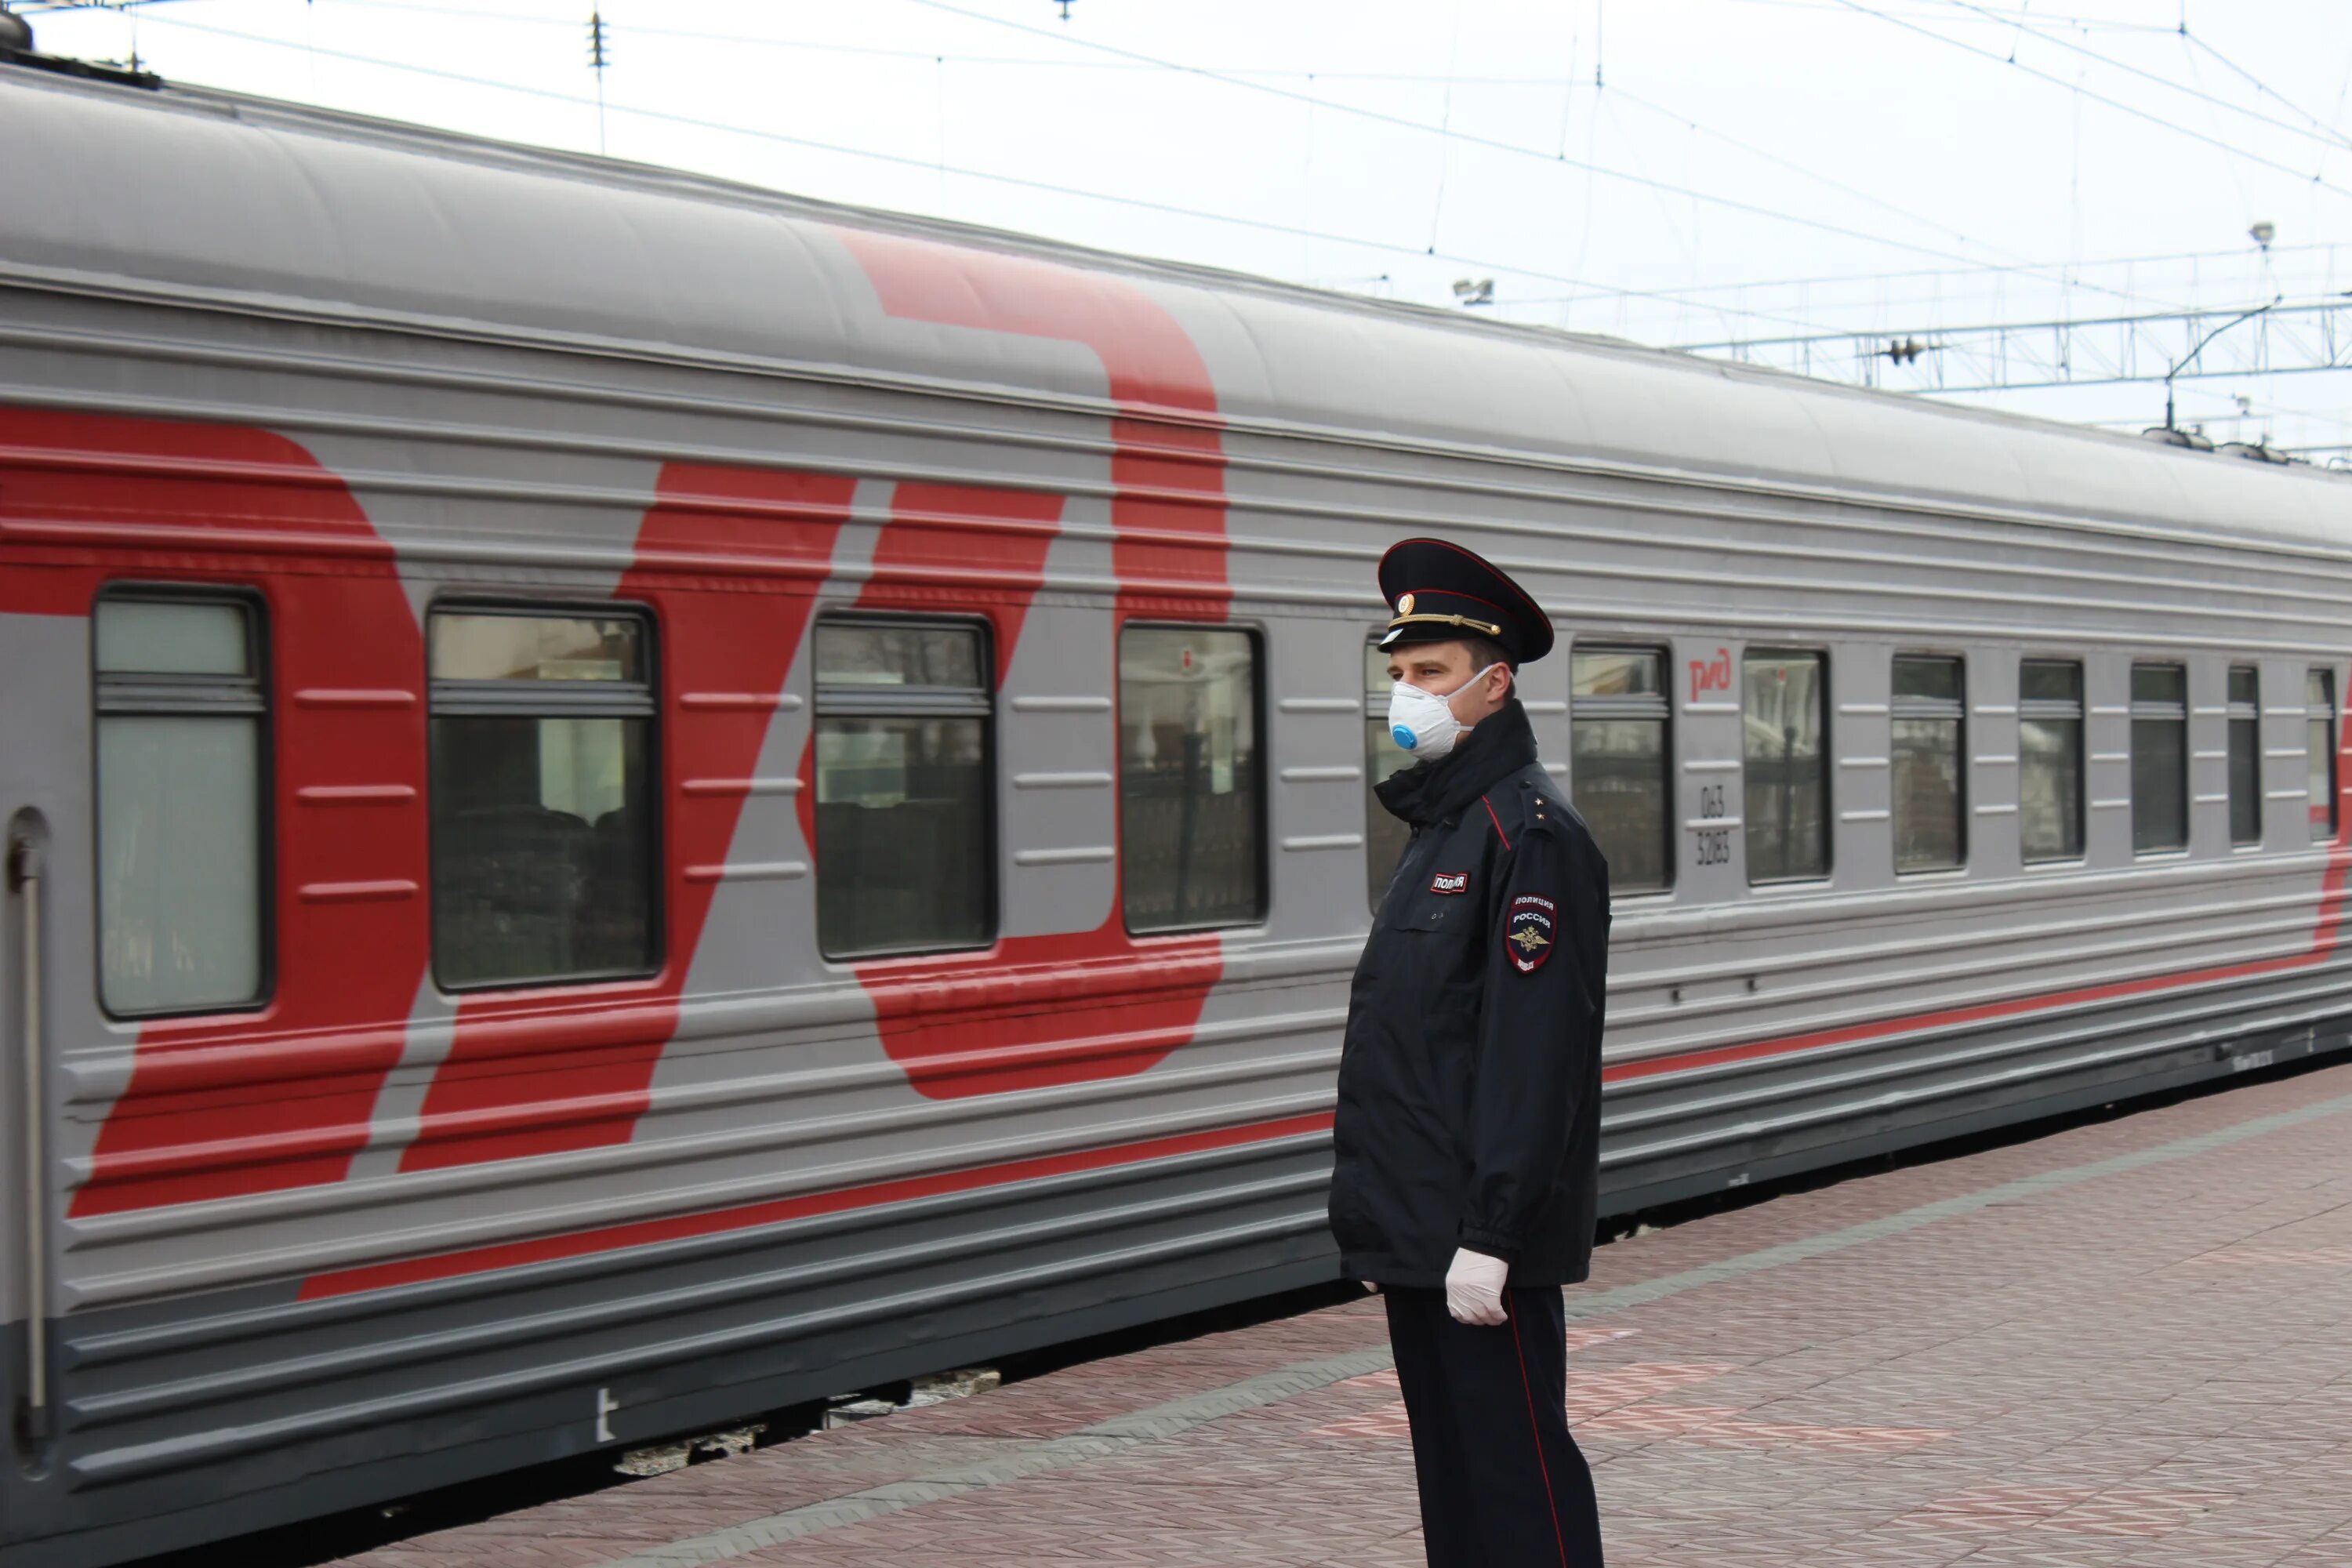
[{"xmin": 1444, "ymin": 1247, "xmax": 1510, "ymax": 1326}]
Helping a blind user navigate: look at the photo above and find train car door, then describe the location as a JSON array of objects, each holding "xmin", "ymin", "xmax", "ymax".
[{"xmin": 1, "ymin": 599, "xmax": 75, "ymax": 1552}]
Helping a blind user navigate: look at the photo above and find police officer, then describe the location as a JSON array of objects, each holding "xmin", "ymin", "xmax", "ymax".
[{"xmin": 1330, "ymin": 538, "xmax": 1610, "ymax": 1567}]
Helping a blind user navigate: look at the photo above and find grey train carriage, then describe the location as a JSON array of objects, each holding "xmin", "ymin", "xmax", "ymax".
[{"xmin": 2, "ymin": 56, "xmax": 2349, "ymax": 1568}]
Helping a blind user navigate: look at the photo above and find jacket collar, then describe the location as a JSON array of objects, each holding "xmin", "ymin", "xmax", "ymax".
[{"xmin": 1374, "ymin": 697, "xmax": 1538, "ymax": 828}]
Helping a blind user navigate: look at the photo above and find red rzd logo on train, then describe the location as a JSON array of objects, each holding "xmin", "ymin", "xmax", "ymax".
[
  {"xmin": 1429, "ymin": 870, "xmax": 1470, "ymax": 895},
  {"xmin": 1505, "ymin": 894, "xmax": 1555, "ymax": 974},
  {"xmin": 1688, "ymin": 646, "xmax": 1732, "ymax": 705}
]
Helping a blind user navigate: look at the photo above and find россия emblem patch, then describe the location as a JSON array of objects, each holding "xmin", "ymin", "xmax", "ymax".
[{"xmin": 1505, "ymin": 893, "xmax": 1555, "ymax": 974}]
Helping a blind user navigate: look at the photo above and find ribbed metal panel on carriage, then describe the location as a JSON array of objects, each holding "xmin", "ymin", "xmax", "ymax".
[{"xmin": 2, "ymin": 63, "xmax": 2350, "ymax": 1568}]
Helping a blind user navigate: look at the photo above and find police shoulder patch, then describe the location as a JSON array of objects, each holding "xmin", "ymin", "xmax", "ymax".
[{"xmin": 1505, "ymin": 893, "xmax": 1556, "ymax": 974}]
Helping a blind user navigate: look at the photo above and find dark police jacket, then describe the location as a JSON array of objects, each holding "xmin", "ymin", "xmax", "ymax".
[{"xmin": 1329, "ymin": 699, "xmax": 1611, "ymax": 1288}]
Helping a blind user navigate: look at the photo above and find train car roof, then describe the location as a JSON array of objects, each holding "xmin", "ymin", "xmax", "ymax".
[{"xmin": 5, "ymin": 57, "xmax": 2349, "ymax": 557}]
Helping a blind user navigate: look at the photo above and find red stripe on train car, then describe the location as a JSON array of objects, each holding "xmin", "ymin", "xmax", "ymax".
[
  {"xmin": 396, "ymin": 465, "xmax": 858, "ymax": 1172},
  {"xmin": 0, "ymin": 408, "xmax": 434, "ymax": 1214},
  {"xmin": 300, "ymin": 1109, "xmax": 1334, "ymax": 1300}
]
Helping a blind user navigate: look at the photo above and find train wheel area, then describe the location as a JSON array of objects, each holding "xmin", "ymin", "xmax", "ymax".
[{"xmin": 168, "ymin": 1055, "xmax": 2351, "ymax": 1568}]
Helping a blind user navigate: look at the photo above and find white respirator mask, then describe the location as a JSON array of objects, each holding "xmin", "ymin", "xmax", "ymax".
[{"xmin": 1387, "ymin": 664, "xmax": 1501, "ymax": 760}]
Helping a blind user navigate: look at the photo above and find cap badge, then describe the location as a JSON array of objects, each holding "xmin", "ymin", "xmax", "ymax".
[{"xmin": 1397, "ymin": 593, "xmax": 1415, "ymax": 615}]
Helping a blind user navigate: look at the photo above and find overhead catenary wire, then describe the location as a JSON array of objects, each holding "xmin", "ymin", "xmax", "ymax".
[
  {"xmin": 292, "ymin": 0, "xmax": 2190, "ymax": 312},
  {"xmin": 1697, "ymin": 0, "xmax": 2176, "ymax": 27},
  {"xmin": 1504, "ymin": 238, "xmax": 2348, "ymax": 309},
  {"xmin": 1596, "ymin": 82, "xmax": 2184, "ymax": 315},
  {"xmin": 1929, "ymin": 0, "xmax": 2352, "ymax": 154},
  {"xmin": 281, "ymin": 0, "xmax": 2215, "ymax": 317},
  {"xmin": 118, "ymin": 0, "xmax": 2180, "ymax": 324},
  {"xmin": 894, "ymin": 0, "xmax": 2082, "ymax": 277},
  {"xmin": 2178, "ymin": 26, "xmax": 2352, "ymax": 148},
  {"xmin": 303, "ymin": 0, "xmax": 2183, "ymax": 78},
  {"xmin": 121, "ymin": 9, "xmax": 1838, "ymax": 337},
  {"xmin": 1830, "ymin": 0, "xmax": 2352, "ymax": 194},
  {"xmin": 309, "ymin": 0, "xmax": 1627, "ymax": 82}
]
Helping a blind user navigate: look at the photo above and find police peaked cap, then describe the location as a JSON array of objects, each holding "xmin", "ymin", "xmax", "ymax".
[{"xmin": 1376, "ymin": 537, "xmax": 1555, "ymax": 666}]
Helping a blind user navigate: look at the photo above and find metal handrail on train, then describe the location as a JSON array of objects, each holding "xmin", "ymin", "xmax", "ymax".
[{"xmin": 9, "ymin": 830, "xmax": 48, "ymax": 1450}]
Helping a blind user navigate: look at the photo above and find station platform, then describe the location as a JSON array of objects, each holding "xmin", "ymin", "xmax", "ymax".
[{"xmin": 332, "ymin": 1059, "xmax": 2352, "ymax": 1568}]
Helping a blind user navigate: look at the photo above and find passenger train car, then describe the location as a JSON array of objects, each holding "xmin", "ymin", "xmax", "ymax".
[{"xmin": 3, "ymin": 55, "xmax": 2349, "ymax": 1568}]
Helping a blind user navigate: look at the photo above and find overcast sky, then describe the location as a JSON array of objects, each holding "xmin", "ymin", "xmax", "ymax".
[{"xmin": 29, "ymin": 0, "xmax": 2352, "ymax": 456}]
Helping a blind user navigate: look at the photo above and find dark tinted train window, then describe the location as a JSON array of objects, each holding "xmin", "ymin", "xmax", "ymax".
[
  {"xmin": 814, "ymin": 619, "xmax": 993, "ymax": 959},
  {"xmin": 1744, "ymin": 649, "xmax": 1829, "ymax": 882},
  {"xmin": 2020, "ymin": 660, "xmax": 2084, "ymax": 862},
  {"xmin": 1892, "ymin": 655, "xmax": 1965, "ymax": 872},
  {"xmin": 1364, "ymin": 640, "xmax": 1414, "ymax": 911},
  {"xmin": 1121, "ymin": 626, "xmax": 1264, "ymax": 932},
  {"xmin": 94, "ymin": 594, "xmax": 268, "ymax": 1014},
  {"xmin": 2228, "ymin": 666, "xmax": 2261, "ymax": 847},
  {"xmin": 2309, "ymin": 668, "xmax": 2339, "ymax": 842},
  {"xmin": 2131, "ymin": 662, "xmax": 2188, "ymax": 854},
  {"xmin": 1571, "ymin": 647, "xmax": 1671, "ymax": 891},
  {"xmin": 430, "ymin": 608, "xmax": 658, "ymax": 989}
]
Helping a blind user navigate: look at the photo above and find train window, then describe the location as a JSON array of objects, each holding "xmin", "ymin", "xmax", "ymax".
[
  {"xmin": 813, "ymin": 619, "xmax": 994, "ymax": 959},
  {"xmin": 1891, "ymin": 655, "xmax": 1965, "ymax": 872},
  {"xmin": 429, "ymin": 608, "xmax": 659, "ymax": 989},
  {"xmin": 1364, "ymin": 640, "xmax": 1414, "ymax": 910},
  {"xmin": 1121, "ymin": 626, "xmax": 1265, "ymax": 932},
  {"xmin": 2130, "ymin": 662, "xmax": 2189, "ymax": 854},
  {"xmin": 2308, "ymin": 669, "xmax": 2339, "ymax": 842},
  {"xmin": 1744, "ymin": 649, "xmax": 1830, "ymax": 883},
  {"xmin": 2228, "ymin": 666, "xmax": 2262, "ymax": 847},
  {"xmin": 94, "ymin": 593, "xmax": 268, "ymax": 1015},
  {"xmin": 1570, "ymin": 647, "xmax": 1671, "ymax": 891},
  {"xmin": 2020, "ymin": 660, "xmax": 2084, "ymax": 862}
]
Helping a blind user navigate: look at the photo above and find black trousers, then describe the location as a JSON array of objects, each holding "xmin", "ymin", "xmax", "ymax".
[{"xmin": 1383, "ymin": 1285, "xmax": 1604, "ymax": 1568}]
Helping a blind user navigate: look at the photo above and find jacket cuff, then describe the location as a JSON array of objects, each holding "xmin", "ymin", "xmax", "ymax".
[{"xmin": 1457, "ymin": 1224, "xmax": 1522, "ymax": 1263}]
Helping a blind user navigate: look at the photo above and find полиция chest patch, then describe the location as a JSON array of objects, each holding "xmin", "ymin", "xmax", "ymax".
[
  {"xmin": 1505, "ymin": 893, "xmax": 1555, "ymax": 972},
  {"xmin": 1429, "ymin": 870, "xmax": 1471, "ymax": 895}
]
